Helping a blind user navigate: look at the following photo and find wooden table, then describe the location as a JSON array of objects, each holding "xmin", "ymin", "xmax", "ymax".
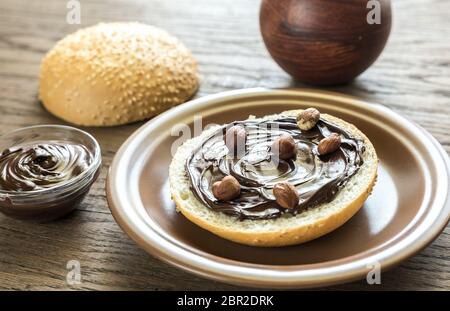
[{"xmin": 0, "ymin": 0, "xmax": 449, "ymax": 290}]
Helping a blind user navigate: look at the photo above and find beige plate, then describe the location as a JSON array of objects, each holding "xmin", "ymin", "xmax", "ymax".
[{"xmin": 106, "ymin": 88, "xmax": 450, "ymax": 288}]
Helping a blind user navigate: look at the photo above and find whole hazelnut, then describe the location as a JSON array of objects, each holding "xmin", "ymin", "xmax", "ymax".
[
  {"xmin": 225, "ymin": 125, "xmax": 246, "ymax": 157},
  {"xmin": 212, "ymin": 175, "xmax": 241, "ymax": 201},
  {"xmin": 296, "ymin": 108, "xmax": 320, "ymax": 131},
  {"xmin": 272, "ymin": 134, "xmax": 297, "ymax": 160},
  {"xmin": 273, "ymin": 182, "xmax": 299, "ymax": 209},
  {"xmin": 318, "ymin": 133, "xmax": 341, "ymax": 155}
]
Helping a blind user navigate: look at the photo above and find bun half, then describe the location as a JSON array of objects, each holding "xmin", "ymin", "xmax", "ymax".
[
  {"xmin": 39, "ymin": 22, "xmax": 199, "ymax": 126},
  {"xmin": 169, "ymin": 110, "xmax": 378, "ymax": 247}
]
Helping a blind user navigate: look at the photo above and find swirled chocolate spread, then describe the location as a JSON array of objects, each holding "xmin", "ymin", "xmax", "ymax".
[
  {"xmin": 186, "ymin": 117, "xmax": 365, "ymax": 220},
  {"xmin": 0, "ymin": 142, "xmax": 91, "ymax": 191}
]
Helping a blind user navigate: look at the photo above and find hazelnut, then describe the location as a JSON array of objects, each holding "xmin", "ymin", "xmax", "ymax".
[
  {"xmin": 318, "ymin": 133, "xmax": 341, "ymax": 155},
  {"xmin": 225, "ymin": 125, "xmax": 246, "ymax": 156},
  {"xmin": 296, "ymin": 108, "xmax": 320, "ymax": 131},
  {"xmin": 272, "ymin": 134, "xmax": 297, "ymax": 160},
  {"xmin": 273, "ymin": 182, "xmax": 299, "ymax": 209},
  {"xmin": 212, "ymin": 175, "xmax": 241, "ymax": 201}
]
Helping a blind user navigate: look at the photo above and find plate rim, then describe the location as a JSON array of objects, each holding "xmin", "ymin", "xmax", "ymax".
[{"xmin": 106, "ymin": 88, "xmax": 450, "ymax": 288}]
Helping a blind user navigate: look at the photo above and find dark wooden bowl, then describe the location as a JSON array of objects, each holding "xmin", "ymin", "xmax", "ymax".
[{"xmin": 260, "ymin": 0, "xmax": 392, "ymax": 85}]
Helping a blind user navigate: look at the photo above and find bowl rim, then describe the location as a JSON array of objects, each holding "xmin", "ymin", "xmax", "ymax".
[
  {"xmin": 106, "ymin": 88, "xmax": 450, "ymax": 288},
  {"xmin": 0, "ymin": 124, "xmax": 102, "ymax": 196}
]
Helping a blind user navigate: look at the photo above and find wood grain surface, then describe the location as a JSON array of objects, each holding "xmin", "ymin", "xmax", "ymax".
[{"xmin": 0, "ymin": 0, "xmax": 449, "ymax": 290}]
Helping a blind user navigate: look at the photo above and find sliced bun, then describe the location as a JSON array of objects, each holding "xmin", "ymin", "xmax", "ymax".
[
  {"xmin": 169, "ymin": 110, "xmax": 378, "ymax": 247},
  {"xmin": 39, "ymin": 22, "xmax": 199, "ymax": 126}
]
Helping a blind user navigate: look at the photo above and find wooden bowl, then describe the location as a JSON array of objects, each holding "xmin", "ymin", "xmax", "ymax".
[{"xmin": 260, "ymin": 0, "xmax": 392, "ymax": 85}]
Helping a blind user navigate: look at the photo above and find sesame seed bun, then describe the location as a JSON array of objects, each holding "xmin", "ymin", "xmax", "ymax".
[
  {"xmin": 169, "ymin": 110, "xmax": 378, "ymax": 247},
  {"xmin": 39, "ymin": 22, "xmax": 199, "ymax": 126}
]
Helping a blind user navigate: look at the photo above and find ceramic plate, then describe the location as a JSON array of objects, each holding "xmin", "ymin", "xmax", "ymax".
[{"xmin": 106, "ymin": 88, "xmax": 450, "ymax": 288}]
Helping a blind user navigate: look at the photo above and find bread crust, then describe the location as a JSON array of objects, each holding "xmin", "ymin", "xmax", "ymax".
[
  {"xmin": 170, "ymin": 110, "xmax": 378, "ymax": 247},
  {"xmin": 39, "ymin": 22, "xmax": 199, "ymax": 126}
]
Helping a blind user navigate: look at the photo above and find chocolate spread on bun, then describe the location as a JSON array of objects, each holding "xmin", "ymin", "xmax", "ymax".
[{"xmin": 186, "ymin": 116, "xmax": 365, "ymax": 220}]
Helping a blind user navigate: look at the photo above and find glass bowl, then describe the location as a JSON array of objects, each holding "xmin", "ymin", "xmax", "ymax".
[{"xmin": 0, "ymin": 125, "xmax": 101, "ymax": 221}]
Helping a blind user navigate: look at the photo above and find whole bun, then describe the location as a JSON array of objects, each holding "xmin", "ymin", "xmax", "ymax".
[{"xmin": 39, "ymin": 22, "xmax": 199, "ymax": 126}]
